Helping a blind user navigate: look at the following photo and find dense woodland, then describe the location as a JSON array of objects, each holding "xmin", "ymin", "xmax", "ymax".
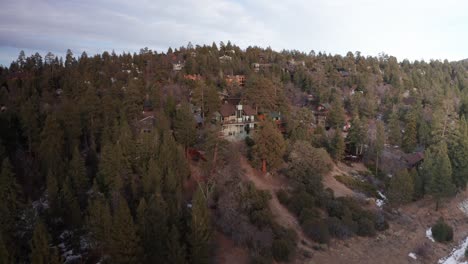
[{"xmin": 0, "ymin": 42, "xmax": 467, "ymax": 263}]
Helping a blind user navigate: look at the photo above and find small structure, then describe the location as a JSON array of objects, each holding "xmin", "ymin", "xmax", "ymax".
[
  {"xmin": 403, "ymin": 151, "xmax": 424, "ymax": 169},
  {"xmin": 314, "ymin": 103, "xmax": 330, "ymax": 127},
  {"xmin": 137, "ymin": 95, "xmax": 156, "ymax": 133}
]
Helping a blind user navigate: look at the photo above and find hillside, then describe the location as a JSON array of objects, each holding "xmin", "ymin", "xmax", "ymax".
[{"xmin": 0, "ymin": 43, "xmax": 467, "ymax": 263}]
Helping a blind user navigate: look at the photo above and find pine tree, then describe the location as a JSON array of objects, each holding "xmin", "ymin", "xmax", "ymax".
[
  {"xmin": 252, "ymin": 121, "xmax": 286, "ymax": 172},
  {"xmin": 60, "ymin": 177, "xmax": 82, "ymax": 228},
  {"xmin": 86, "ymin": 191, "xmax": 112, "ymax": 251},
  {"xmin": 0, "ymin": 233, "xmax": 9, "ymax": 264},
  {"xmin": 346, "ymin": 116, "xmax": 366, "ymax": 156},
  {"xmin": 30, "ymin": 220, "xmax": 51, "ymax": 264},
  {"xmin": 142, "ymin": 158, "xmax": 162, "ymax": 198},
  {"xmin": 137, "ymin": 194, "xmax": 168, "ymax": 263},
  {"xmin": 39, "ymin": 113, "xmax": 64, "ymax": 175},
  {"xmin": 403, "ymin": 111, "xmax": 417, "ymax": 153},
  {"xmin": 387, "ymin": 169, "xmax": 414, "ymax": 206},
  {"xmin": 330, "ymin": 129, "xmax": 345, "ymax": 161},
  {"xmin": 109, "ymin": 194, "xmax": 140, "ymax": 264},
  {"xmin": 327, "ymin": 95, "xmax": 346, "ymax": 129},
  {"xmin": 374, "ymin": 120, "xmax": 385, "ymax": 175},
  {"xmin": 69, "ymin": 147, "xmax": 88, "ymax": 202},
  {"xmin": 173, "ymin": 103, "xmax": 197, "ymax": 155},
  {"xmin": 423, "ymin": 143, "xmax": 456, "ymax": 210},
  {"xmin": 167, "ymin": 225, "xmax": 186, "ymax": 264},
  {"xmin": 388, "ymin": 110, "xmax": 401, "ymax": 146},
  {"xmin": 97, "ymin": 142, "xmax": 129, "ymax": 194},
  {"xmin": 0, "ymin": 158, "xmax": 20, "ymax": 237},
  {"xmin": 46, "ymin": 170, "xmax": 59, "ymax": 215},
  {"xmin": 189, "ymin": 187, "xmax": 212, "ymax": 264},
  {"xmin": 448, "ymin": 118, "xmax": 468, "ymax": 190}
]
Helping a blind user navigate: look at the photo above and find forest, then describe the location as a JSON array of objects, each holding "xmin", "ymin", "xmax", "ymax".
[{"xmin": 0, "ymin": 41, "xmax": 467, "ymax": 263}]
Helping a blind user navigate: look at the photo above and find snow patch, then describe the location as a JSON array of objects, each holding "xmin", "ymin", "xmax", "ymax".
[
  {"xmin": 458, "ymin": 200, "xmax": 468, "ymax": 217},
  {"xmin": 377, "ymin": 191, "xmax": 387, "ymax": 200},
  {"xmin": 408, "ymin": 252, "xmax": 417, "ymax": 260},
  {"xmin": 438, "ymin": 236, "xmax": 468, "ymax": 264},
  {"xmin": 64, "ymin": 254, "xmax": 82, "ymax": 264},
  {"xmin": 426, "ymin": 228, "xmax": 436, "ymax": 242}
]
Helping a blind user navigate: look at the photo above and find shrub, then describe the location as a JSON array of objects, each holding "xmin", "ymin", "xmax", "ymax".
[
  {"xmin": 250, "ymin": 208, "xmax": 272, "ymax": 229},
  {"xmin": 299, "ymin": 208, "xmax": 320, "ymax": 225},
  {"xmin": 272, "ymin": 239, "xmax": 295, "ymax": 262},
  {"xmin": 327, "ymin": 217, "xmax": 353, "ymax": 239},
  {"xmin": 357, "ymin": 217, "xmax": 376, "ymax": 237},
  {"xmin": 276, "ymin": 189, "xmax": 290, "ymax": 206},
  {"xmin": 302, "ymin": 219, "xmax": 330, "ymax": 244},
  {"xmin": 431, "ymin": 218, "xmax": 453, "ymax": 243},
  {"xmin": 288, "ymin": 191, "xmax": 314, "ymax": 216}
]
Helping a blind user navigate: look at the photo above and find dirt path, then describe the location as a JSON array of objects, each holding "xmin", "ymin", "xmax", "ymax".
[{"xmin": 238, "ymin": 156, "xmax": 315, "ymax": 254}]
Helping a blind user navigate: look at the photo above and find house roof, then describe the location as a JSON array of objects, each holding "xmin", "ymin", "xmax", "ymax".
[
  {"xmin": 243, "ymin": 105, "xmax": 256, "ymax": 116},
  {"xmin": 220, "ymin": 103, "xmax": 236, "ymax": 117}
]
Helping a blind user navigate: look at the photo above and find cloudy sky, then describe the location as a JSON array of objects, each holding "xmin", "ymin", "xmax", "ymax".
[{"xmin": 0, "ymin": 0, "xmax": 467, "ymax": 66}]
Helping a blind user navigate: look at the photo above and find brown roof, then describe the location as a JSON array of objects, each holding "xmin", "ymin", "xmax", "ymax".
[
  {"xmin": 243, "ymin": 105, "xmax": 256, "ymax": 115},
  {"xmin": 220, "ymin": 104, "xmax": 236, "ymax": 117}
]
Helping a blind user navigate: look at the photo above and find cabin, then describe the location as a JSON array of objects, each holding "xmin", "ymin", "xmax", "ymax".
[{"xmin": 217, "ymin": 100, "xmax": 257, "ymax": 140}]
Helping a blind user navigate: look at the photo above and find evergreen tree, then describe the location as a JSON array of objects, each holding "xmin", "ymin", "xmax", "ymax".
[
  {"xmin": 30, "ymin": 220, "xmax": 51, "ymax": 264},
  {"xmin": 374, "ymin": 120, "xmax": 385, "ymax": 175},
  {"xmin": 189, "ymin": 187, "xmax": 212, "ymax": 264},
  {"xmin": 327, "ymin": 95, "xmax": 346, "ymax": 129},
  {"xmin": 0, "ymin": 158, "xmax": 20, "ymax": 237},
  {"xmin": 388, "ymin": 110, "xmax": 401, "ymax": 146},
  {"xmin": 39, "ymin": 113, "xmax": 64, "ymax": 175},
  {"xmin": 137, "ymin": 195, "xmax": 168, "ymax": 263},
  {"xmin": 347, "ymin": 116, "xmax": 366, "ymax": 156},
  {"xmin": 97, "ymin": 142, "xmax": 129, "ymax": 194},
  {"xmin": 68, "ymin": 147, "xmax": 88, "ymax": 202},
  {"xmin": 109, "ymin": 194, "xmax": 141, "ymax": 264},
  {"xmin": 387, "ymin": 169, "xmax": 414, "ymax": 206},
  {"xmin": 448, "ymin": 118, "xmax": 468, "ymax": 190},
  {"xmin": 167, "ymin": 225, "xmax": 186, "ymax": 264},
  {"xmin": 46, "ymin": 170, "xmax": 59, "ymax": 215},
  {"xmin": 173, "ymin": 103, "xmax": 197, "ymax": 155},
  {"xmin": 423, "ymin": 143, "xmax": 456, "ymax": 210},
  {"xmin": 329, "ymin": 129, "xmax": 345, "ymax": 161},
  {"xmin": 59, "ymin": 177, "xmax": 82, "ymax": 228},
  {"xmin": 86, "ymin": 191, "xmax": 112, "ymax": 251},
  {"xmin": 252, "ymin": 121, "xmax": 286, "ymax": 172},
  {"xmin": 0, "ymin": 233, "xmax": 9, "ymax": 264},
  {"xmin": 403, "ymin": 111, "xmax": 417, "ymax": 153}
]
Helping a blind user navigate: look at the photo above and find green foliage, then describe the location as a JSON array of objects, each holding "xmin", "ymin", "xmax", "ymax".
[
  {"xmin": 252, "ymin": 121, "xmax": 286, "ymax": 172},
  {"xmin": 388, "ymin": 110, "xmax": 401, "ymax": 146},
  {"xmin": 189, "ymin": 187, "xmax": 212, "ymax": 264},
  {"xmin": 403, "ymin": 111, "xmax": 417, "ymax": 153},
  {"xmin": 0, "ymin": 233, "xmax": 9, "ymax": 264},
  {"xmin": 431, "ymin": 218, "xmax": 453, "ymax": 243},
  {"xmin": 387, "ymin": 169, "xmax": 414, "ymax": 206},
  {"xmin": 329, "ymin": 129, "xmax": 345, "ymax": 161},
  {"xmin": 302, "ymin": 219, "xmax": 330, "ymax": 244},
  {"xmin": 288, "ymin": 140, "xmax": 332, "ymax": 184},
  {"xmin": 30, "ymin": 220, "xmax": 52, "ymax": 264},
  {"xmin": 271, "ymin": 226, "xmax": 297, "ymax": 262},
  {"xmin": 334, "ymin": 175, "xmax": 378, "ymax": 197},
  {"xmin": 39, "ymin": 113, "xmax": 64, "ymax": 175},
  {"xmin": 86, "ymin": 191, "xmax": 112, "ymax": 250},
  {"xmin": 0, "ymin": 158, "xmax": 20, "ymax": 237},
  {"xmin": 109, "ymin": 194, "xmax": 141, "ymax": 264},
  {"xmin": 173, "ymin": 103, "xmax": 197, "ymax": 151}
]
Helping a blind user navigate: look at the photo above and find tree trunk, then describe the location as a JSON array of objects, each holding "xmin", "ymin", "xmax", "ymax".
[{"xmin": 261, "ymin": 159, "xmax": 267, "ymax": 173}]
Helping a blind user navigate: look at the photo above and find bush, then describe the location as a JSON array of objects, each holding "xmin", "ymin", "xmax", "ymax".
[
  {"xmin": 276, "ymin": 189, "xmax": 290, "ymax": 206},
  {"xmin": 327, "ymin": 217, "xmax": 353, "ymax": 239},
  {"xmin": 288, "ymin": 191, "xmax": 315, "ymax": 216},
  {"xmin": 272, "ymin": 239, "xmax": 295, "ymax": 262},
  {"xmin": 334, "ymin": 175, "xmax": 378, "ymax": 197},
  {"xmin": 357, "ymin": 217, "xmax": 376, "ymax": 237},
  {"xmin": 302, "ymin": 219, "xmax": 330, "ymax": 244},
  {"xmin": 299, "ymin": 208, "xmax": 320, "ymax": 225},
  {"xmin": 431, "ymin": 218, "xmax": 453, "ymax": 243}
]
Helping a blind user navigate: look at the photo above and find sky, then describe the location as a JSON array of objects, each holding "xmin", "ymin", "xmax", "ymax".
[{"xmin": 0, "ymin": 0, "xmax": 467, "ymax": 66}]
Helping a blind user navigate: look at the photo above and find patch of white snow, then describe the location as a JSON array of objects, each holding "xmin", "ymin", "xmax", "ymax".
[
  {"xmin": 438, "ymin": 236, "xmax": 468, "ymax": 264},
  {"xmin": 458, "ymin": 200, "xmax": 468, "ymax": 217},
  {"xmin": 408, "ymin": 252, "xmax": 417, "ymax": 260},
  {"xmin": 426, "ymin": 228, "xmax": 436, "ymax": 242}
]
